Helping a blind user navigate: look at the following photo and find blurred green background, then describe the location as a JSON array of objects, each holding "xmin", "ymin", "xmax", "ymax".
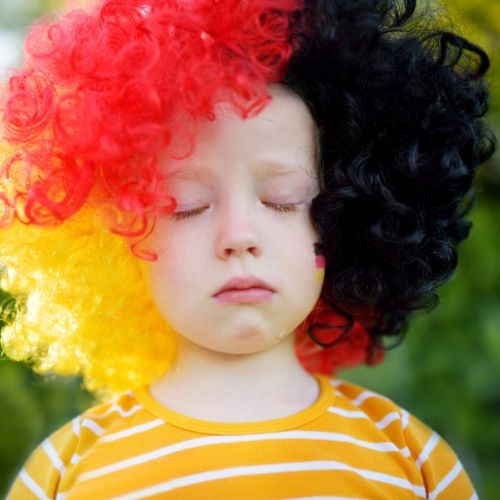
[{"xmin": 0, "ymin": 0, "xmax": 499, "ymax": 498}]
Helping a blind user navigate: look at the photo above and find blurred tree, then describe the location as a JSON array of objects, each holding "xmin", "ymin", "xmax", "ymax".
[
  {"xmin": 444, "ymin": 0, "xmax": 500, "ymax": 187},
  {"xmin": 0, "ymin": 360, "xmax": 93, "ymax": 494},
  {"xmin": 0, "ymin": 0, "xmax": 64, "ymax": 29}
]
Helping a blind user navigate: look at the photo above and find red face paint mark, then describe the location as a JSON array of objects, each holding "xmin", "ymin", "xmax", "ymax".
[{"xmin": 315, "ymin": 255, "xmax": 326, "ymax": 269}]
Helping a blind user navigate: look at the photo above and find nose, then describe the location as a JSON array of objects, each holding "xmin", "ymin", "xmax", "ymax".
[{"xmin": 214, "ymin": 201, "xmax": 262, "ymax": 259}]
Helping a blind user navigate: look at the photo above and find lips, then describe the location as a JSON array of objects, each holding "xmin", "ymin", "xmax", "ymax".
[
  {"xmin": 214, "ymin": 276, "xmax": 275, "ymax": 295},
  {"xmin": 213, "ymin": 276, "xmax": 275, "ymax": 304}
]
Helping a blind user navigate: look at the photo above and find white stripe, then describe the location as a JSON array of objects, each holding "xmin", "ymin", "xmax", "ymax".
[
  {"xmin": 100, "ymin": 419, "xmax": 164, "ymax": 442},
  {"xmin": 470, "ymin": 492, "xmax": 479, "ymax": 500},
  {"xmin": 327, "ymin": 407, "xmax": 367, "ymax": 419},
  {"xmin": 351, "ymin": 389, "xmax": 389, "ymax": 407},
  {"xmin": 78, "ymin": 430, "xmax": 410, "ymax": 482},
  {"xmin": 400, "ymin": 409, "xmax": 410, "ymax": 430},
  {"xmin": 375, "ymin": 411, "xmax": 400, "ymax": 430},
  {"xmin": 70, "ymin": 453, "xmax": 81, "ymax": 465},
  {"xmin": 416, "ymin": 432, "xmax": 440, "ymax": 469},
  {"xmin": 72, "ymin": 417, "xmax": 81, "ymax": 437},
  {"xmin": 428, "ymin": 461, "xmax": 463, "ymax": 500},
  {"xmin": 332, "ymin": 381, "xmax": 395, "ymax": 412},
  {"xmin": 98, "ymin": 403, "xmax": 144, "ymax": 419},
  {"xmin": 56, "ymin": 494, "xmax": 67, "ymax": 500},
  {"xmin": 42, "ymin": 439, "xmax": 66, "ymax": 475},
  {"xmin": 81, "ymin": 418, "xmax": 105, "ymax": 436},
  {"xmin": 19, "ymin": 469, "xmax": 50, "ymax": 500},
  {"xmin": 114, "ymin": 460, "xmax": 426, "ymax": 499}
]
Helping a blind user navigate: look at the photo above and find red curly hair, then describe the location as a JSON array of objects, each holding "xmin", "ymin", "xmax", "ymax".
[{"xmin": 1, "ymin": 0, "xmax": 301, "ymax": 240}]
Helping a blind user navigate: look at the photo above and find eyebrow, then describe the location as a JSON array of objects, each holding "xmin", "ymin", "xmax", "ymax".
[
  {"xmin": 258, "ymin": 160, "xmax": 313, "ymax": 178},
  {"xmin": 165, "ymin": 159, "xmax": 316, "ymax": 181}
]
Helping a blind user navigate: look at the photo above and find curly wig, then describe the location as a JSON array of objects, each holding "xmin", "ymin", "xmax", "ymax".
[
  {"xmin": 0, "ymin": 0, "xmax": 496, "ymax": 392},
  {"xmin": 288, "ymin": 0, "xmax": 496, "ymax": 371}
]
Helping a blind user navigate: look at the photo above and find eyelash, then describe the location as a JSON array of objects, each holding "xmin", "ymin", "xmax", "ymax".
[
  {"xmin": 169, "ymin": 207, "xmax": 208, "ymax": 220},
  {"xmin": 262, "ymin": 202, "xmax": 298, "ymax": 213},
  {"xmin": 170, "ymin": 202, "xmax": 299, "ymax": 220}
]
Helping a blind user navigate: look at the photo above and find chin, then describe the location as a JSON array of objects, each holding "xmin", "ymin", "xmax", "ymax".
[{"xmin": 202, "ymin": 336, "xmax": 277, "ymax": 356}]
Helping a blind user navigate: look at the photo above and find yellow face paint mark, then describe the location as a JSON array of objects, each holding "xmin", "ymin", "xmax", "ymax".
[{"xmin": 315, "ymin": 269, "xmax": 325, "ymax": 283}]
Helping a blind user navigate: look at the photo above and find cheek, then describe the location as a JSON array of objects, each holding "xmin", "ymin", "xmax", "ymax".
[
  {"xmin": 148, "ymin": 222, "xmax": 212, "ymax": 305},
  {"xmin": 274, "ymin": 217, "xmax": 318, "ymax": 264},
  {"xmin": 148, "ymin": 256, "xmax": 184, "ymax": 309},
  {"xmin": 153, "ymin": 235, "xmax": 210, "ymax": 291},
  {"xmin": 279, "ymin": 238, "xmax": 321, "ymax": 289}
]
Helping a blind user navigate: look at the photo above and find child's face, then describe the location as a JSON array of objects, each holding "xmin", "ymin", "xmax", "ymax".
[{"xmin": 147, "ymin": 84, "xmax": 322, "ymax": 355}]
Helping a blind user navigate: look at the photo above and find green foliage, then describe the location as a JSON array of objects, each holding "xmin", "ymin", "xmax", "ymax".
[
  {"xmin": 0, "ymin": 288, "xmax": 17, "ymax": 330},
  {"xmin": 0, "ymin": 361, "xmax": 93, "ymax": 494}
]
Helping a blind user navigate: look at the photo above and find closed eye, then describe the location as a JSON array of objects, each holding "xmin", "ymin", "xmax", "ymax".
[
  {"xmin": 262, "ymin": 202, "xmax": 299, "ymax": 213},
  {"xmin": 169, "ymin": 206, "xmax": 208, "ymax": 220}
]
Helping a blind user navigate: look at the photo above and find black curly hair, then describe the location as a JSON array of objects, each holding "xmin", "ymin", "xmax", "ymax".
[{"xmin": 283, "ymin": 0, "xmax": 496, "ymax": 356}]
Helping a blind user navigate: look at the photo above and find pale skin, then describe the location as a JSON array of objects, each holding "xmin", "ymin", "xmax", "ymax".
[{"xmin": 147, "ymin": 84, "xmax": 324, "ymax": 422}]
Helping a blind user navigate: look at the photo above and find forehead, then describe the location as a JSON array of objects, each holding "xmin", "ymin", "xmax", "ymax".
[{"xmin": 165, "ymin": 85, "xmax": 318, "ymax": 180}]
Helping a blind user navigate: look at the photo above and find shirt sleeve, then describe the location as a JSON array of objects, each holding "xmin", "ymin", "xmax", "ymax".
[
  {"xmin": 7, "ymin": 417, "xmax": 80, "ymax": 500},
  {"xmin": 403, "ymin": 412, "xmax": 478, "ymax": 500}
]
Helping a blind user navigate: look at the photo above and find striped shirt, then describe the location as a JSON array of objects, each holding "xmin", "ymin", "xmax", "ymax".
[{"xmin": 8, "ymin": 374, "xmax": 476, "ymax": 499}]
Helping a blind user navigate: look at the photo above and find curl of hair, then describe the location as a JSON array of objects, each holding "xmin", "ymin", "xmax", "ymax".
[{"xmin": 284, "ymin": 0, "xmax": 496, "ymax": 369}]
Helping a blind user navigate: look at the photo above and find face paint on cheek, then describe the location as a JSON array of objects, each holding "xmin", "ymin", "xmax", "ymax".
[{"xmin": 314, "ymin": 243, "xmax": 325, "ymax": 284}]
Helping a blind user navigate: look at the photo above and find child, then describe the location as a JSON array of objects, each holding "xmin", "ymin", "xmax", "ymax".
[{"xmin": 1, "ymin": 0, "xmax": 495, "ymax": 498}]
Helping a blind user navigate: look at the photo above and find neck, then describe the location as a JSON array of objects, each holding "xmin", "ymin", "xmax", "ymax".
[{"xmin": 149, "ymin": 333, "xmax": 320, "ymax": 422}]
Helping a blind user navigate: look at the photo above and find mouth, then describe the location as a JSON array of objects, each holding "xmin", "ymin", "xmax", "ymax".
[{"xmin": 213, "ymin": 276, "xmax": 275, "ymax": 304}]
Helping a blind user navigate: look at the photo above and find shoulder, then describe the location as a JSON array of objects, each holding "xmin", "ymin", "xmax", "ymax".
[
  {"xmin": 7, "ymin": 391, "xmax": 148, "ymax": 499},
  {"xmin": 331, "ymin": 377, "xmax": 411, "ymax": 429},
  {"xmin": 75, "ymin": 390, "xmax": 147, "ymax": 439},
  {"xmin": 328, "ymin": 377, "xmax": 477, "ymax": 499},
  {"xmin": 330, "ymin": 377, "xmax": 447, "ymax": 453}
]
